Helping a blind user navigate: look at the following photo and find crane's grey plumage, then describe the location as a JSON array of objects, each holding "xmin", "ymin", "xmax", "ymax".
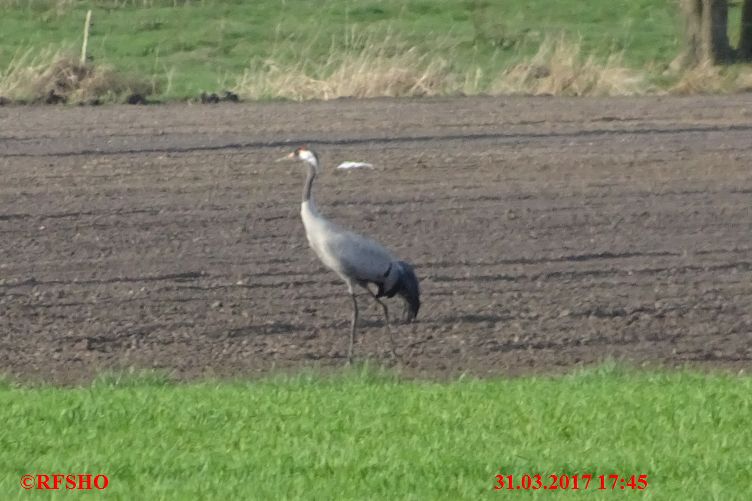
[{"xmin": 279, "ymin": 146, "xmax": 420, "ymax": 363}]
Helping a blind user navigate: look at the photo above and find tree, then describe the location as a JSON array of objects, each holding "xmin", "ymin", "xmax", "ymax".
[
  {"xmin": 677, "ymin": 0, "xmax": 732, "ymax": 67},
  {"xmin": 740, "ymin": 0, "xmax": 752, "ymax": 60}
]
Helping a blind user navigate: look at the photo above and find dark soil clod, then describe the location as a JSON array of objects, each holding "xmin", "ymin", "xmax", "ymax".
[
  {"xmin": 222, "ymin": 91, "xmax": 239, "ymax": 102},
  {"xmin": 44, "ymin": 89, "xmax": 67, "ymax": 104},
  {"xmin": 126, "ymin": 93, "xmax": 148, "ymax": 105},
  {"xmin": 200, "ymin": 90, "xmax": 240, "ymax": 104},
  {"xmin": 200, "ymin": 92, "xmax": 221, "ymax": 104}
]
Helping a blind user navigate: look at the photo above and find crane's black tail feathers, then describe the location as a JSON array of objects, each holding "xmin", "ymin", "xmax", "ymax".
[{"xmin": 393, "ymin": 261, "xmax": 420, "ymax": 322}]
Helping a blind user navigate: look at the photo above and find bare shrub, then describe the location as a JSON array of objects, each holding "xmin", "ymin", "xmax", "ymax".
[
  {"xmin": 736, "ymin": 68, "xmax": 752, "ymax": 91},
  {"xmin": 489, "ymin": 37, "xmax": 648, "ymax": 97},
  {"xmin": 670, "ymin": 63, "xmax": 752, "ymax": 94},
  {"xmin": 0, "ymin": 49, "xmax": 153, "ymax": 104}
]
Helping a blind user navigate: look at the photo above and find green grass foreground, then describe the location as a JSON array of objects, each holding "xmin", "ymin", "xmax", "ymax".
[
  {"xmin": 1, "ymin": 365, "xmax": 751, "ymax": 499},
  {"xmin": 1, "ymin": 0, "xmax": 685, "ymax": 99}
]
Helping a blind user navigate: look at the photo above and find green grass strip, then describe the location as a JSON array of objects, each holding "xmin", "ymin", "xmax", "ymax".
[{"xmin": 1, "ymin": 364, "xmax": 751, "ymax": 499}]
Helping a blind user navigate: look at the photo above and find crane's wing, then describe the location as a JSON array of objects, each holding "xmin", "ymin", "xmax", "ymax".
[{"xmin": 323, "ymin": 229, "xmax": 395, "ymax": 284}]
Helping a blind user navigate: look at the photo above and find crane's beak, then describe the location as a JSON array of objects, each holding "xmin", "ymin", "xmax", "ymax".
[{"xmin": 275, "ymin": 151, "xmax": 296, "ymax": 162}]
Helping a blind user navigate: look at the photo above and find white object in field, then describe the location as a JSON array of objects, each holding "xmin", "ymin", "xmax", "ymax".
[{"xmin": 336, "ymin": 161, "xmax": 374, "ymax": 170}]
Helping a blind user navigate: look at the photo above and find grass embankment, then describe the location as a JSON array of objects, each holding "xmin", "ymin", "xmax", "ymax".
[
  {"xmin": 3, "ymin": 0, "xmax": 739, "ymax": 103},
  {"xmin": 1, "ymin": 365, "xmax": 751, "ymax": 499}
]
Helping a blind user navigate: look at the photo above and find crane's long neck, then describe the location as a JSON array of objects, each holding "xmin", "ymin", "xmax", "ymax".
[
  {"xmin": 301, "ymin": 161, "xmax": 327, "ymax": 238},
  {"xmin": 302, "ymin": 162, "xmax": 317, "ymax": 205}
]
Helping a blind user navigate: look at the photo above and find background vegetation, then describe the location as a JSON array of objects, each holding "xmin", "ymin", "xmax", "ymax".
[{"xmin": 4, "ymin": 0, "xmax": 750, "ymax": 102}]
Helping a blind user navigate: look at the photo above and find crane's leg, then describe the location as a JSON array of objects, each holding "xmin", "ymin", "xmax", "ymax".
[
  {"xmin": 347, "ymin": 292, "xmax": 359, "ymax": 365},
  {"xmin": 364, "ymin": 287, "xmax": 399, "ymax": 360}
]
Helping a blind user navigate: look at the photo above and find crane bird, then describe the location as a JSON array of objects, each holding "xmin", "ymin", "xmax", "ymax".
[{"xmin": 278, "ymin": 146, "xmax": 420, "ymax": 364}]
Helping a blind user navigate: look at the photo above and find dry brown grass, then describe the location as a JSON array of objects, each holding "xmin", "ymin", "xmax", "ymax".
[
  {"xmin": 489, "ymin": 37, "xmax": 649, "ymax": 97},
  {"xmin": 669, "ymin": 63, "xmax": 752, "ymax": 94},
  {"xmin": 0, "ymin": 49, "xmax": 153, "ymax": 104},
  {"xmin": 234, "ymin": 35, "xmax": 655, "ymax": 101},
  {"xmin": 4, "ymin": 35, "xmax": 751, "ymax": 104},
  {"xmin": 234, "ymin": 32, "xmax": 452, "ymax": 101}
]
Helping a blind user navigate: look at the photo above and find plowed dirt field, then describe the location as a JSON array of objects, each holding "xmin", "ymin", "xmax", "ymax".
[{"xmin": 1, "ymin": 96, "xmax": 751, "ymax": 383}]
